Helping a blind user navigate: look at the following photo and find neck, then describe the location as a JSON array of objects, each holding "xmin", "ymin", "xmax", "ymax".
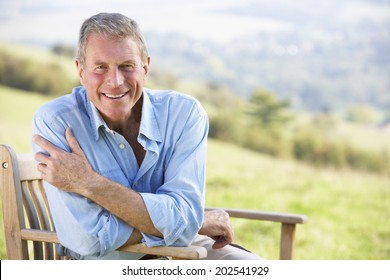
[{"xmin": 106, "ymin": 95, "xmax": 143, "ymax": 137}]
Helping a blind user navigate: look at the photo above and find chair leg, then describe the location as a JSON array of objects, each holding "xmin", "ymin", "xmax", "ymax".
[{"xmin": 280, "ymin": 223, "xmax": 296, "ymax": 260}]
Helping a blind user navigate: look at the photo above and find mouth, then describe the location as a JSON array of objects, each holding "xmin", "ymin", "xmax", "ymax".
[{"xmin": 102, "ymin": 92, "xmax": 128, "ymax": 99}]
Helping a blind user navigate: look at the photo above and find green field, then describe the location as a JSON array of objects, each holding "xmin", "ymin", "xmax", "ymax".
[{"xmin": 1, "ymin": 86, "xmax": 390, "ymax": 259}]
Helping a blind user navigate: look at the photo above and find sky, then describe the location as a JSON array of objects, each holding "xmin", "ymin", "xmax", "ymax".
[
  {"xmin": 4, "ymin": 0, "xmax": 389, "ymax": 48},
  {"xmin": 0, "ymin": 0, "xmax": 297, "ymax": 47}
]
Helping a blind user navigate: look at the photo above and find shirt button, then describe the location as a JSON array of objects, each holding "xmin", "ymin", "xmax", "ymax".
[{"xmin": 119, "ymin": 143, "xmax": 126, "ymax": 149}]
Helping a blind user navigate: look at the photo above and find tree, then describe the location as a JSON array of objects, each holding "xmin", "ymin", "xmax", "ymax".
[
  {"xmin": 247, "ymin": 89, "xmax": 292, "ymax": 130},
  {"xmin": 51, "ymin": 43, "xmax": 76, "ymax": 58}
]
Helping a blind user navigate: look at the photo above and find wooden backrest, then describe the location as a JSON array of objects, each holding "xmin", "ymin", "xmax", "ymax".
[
  {"xmin": 0, "ymin": 144, "xmax": 61, "ymax": 259},
  {"xmin": 0, "ymin": 144, "xmax": 208, "ymax": 260}
]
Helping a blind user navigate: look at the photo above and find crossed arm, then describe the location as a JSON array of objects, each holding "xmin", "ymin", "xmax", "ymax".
[{"xmin": 33, "ymin": 127, "xmax": 233, "ymax": 249}]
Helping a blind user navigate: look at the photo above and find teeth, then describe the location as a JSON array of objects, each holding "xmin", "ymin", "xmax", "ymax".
[{"xmin": 104, "ymin": 93, "xmax": 126, "ymax": 99}]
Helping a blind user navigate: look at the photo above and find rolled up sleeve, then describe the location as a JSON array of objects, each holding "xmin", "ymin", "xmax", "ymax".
[{"xmin": 139, "ymin": 106, "xmax": 208, "ymax": 247}]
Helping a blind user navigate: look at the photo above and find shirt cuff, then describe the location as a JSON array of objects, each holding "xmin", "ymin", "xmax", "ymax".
[
  {"xmin": 98, "ymin": 212, "xmax": 134, "ymax": 256},
  {"xmin": 139, "ymin": 192, "xmax": 191, "ymax": 246}
]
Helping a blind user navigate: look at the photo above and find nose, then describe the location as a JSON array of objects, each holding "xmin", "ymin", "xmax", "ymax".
[{"xmin": 106, "ymin": 68, "xmax": 124, "ymax": 88}]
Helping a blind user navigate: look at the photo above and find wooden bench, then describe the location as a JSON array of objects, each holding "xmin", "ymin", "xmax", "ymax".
[{"xmin": 0, "ymin": 144, "xmax": 307, "ymax": 260}]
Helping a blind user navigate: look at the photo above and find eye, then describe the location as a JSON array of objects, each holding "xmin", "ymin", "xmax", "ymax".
[
  {"xmin": 94, "ymin": 65, "xmax": 108, "ymax": 73},
  {"xmin": 121, "ymin": 64, "xmax": 137, "ymax": 72}
]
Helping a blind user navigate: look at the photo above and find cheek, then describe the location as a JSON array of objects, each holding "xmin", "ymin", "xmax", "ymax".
[{"xmin": 83, "ymin": 73, "xmax": 103, "ymax": 88}]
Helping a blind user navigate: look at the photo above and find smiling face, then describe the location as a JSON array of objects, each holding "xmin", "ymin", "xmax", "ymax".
[{"xmin": 76, "ymin": 32, "xmax": 150, "ymax": 127}]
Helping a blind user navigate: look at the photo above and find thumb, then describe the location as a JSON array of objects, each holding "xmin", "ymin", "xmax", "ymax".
[{"xmin": 65, "ymin": 127, "xmax": 83, "ymax": 154}]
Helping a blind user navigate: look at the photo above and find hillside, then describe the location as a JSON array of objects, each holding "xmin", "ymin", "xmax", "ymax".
[
  {"xmin": 1, "ymin": 86, "xmax": 390, "ymax": 260},
  {"xmin": 0, "ymin": 86, "xmax": 52, "ymax": 153},
  {"xmin": 205, "ymin": 137, "xmax": 390, "ymax": 259},
  {"xmin": 1, "ymin": 43, "xmax": 390, "ymax": 175},
  {"xmin": 143, "ymin": 0, "xmax": 390, "ymax": 114},
  {"xmin": 1, "ymin": 0, "xmax": 389, "ymax": 115}
]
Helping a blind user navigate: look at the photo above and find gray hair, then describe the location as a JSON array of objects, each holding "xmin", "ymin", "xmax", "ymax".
[{"xmin": 77, "ymin": 13, "xmax": 149, "ymax": 66}]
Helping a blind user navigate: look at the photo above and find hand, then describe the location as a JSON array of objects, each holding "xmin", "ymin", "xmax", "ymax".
[
  {"xmin": 33, "ymin": 127, "xmax": 97, "ymax": 192},
  {"xmin": 198, "ymin": 209, "xmax": 234, "ymax": 249}
]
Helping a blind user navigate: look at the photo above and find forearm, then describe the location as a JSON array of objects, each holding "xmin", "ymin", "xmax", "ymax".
[
  {"xmin": 78, "ymin": 172, "xmax": 162, "ymax": 237},
  {"xmin": 120, "ymin": 229, "xmax": 143, "ymax": 247}
]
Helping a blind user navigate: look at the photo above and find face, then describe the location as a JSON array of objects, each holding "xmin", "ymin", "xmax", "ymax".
[{"xmin": 76, "ymin": 33, "xmax": 150, "ymax": 125}]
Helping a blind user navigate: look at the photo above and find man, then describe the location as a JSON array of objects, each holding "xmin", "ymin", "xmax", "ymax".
[{"xmin": 32, "ymin": 12, "xmax": 260, "ymax": 260}]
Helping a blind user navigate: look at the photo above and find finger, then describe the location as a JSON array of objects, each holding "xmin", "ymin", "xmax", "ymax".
[
  {"xmin": 37, "ymin": 163, "xmax": 56, "ymax": 185},
  {"xmin": 212, "ymin": 236, "xmax": 230, "ymax": 249},
  {"xmin": 34, "ymin": 151, "xmax": 51, "ymax": 164},
  {"xmin": 36, "ymin": 162, "xmax": 47, "ymax": 174},
  {"xmin": 65, "ymin": 128, "xmax": 83, "ymax": 155},
  {"xmin": 225, "ymin": 228, "xmax": 234, "ymax": 244},
  {"xmin": 32, "ymin": 134, "xmax": 64, "ymax": 156},
  {"xmin": 213, "ymin": 228, "xmax": 233, "ymax": 249},
  {"xmin": 36, "ymin": 162, "xmax": 51, "ymax": 181}
]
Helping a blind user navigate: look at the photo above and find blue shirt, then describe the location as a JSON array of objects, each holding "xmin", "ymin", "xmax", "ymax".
[{"xmin": 32, "ymin": 86, "xmax": 208, "ymax": 258}]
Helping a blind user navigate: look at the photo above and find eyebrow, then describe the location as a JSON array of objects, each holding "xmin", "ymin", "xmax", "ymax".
[{"xmin": 92, "ymin": 59, "xmax": 139, "ymax": 65}]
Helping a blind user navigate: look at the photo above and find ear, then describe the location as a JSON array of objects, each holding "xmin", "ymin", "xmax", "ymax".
[
  {"xmin": 142, "ymin": 56, "xmax": 151, "ymax": 81},
  {"xmin": 75, "ymin": 59, "xmax": 85, "ymax": 85}
]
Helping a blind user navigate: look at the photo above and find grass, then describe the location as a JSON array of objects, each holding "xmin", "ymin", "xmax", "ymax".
[
  {"xmin": 1, "ymin": 85, "xmax": 390, "ymax": 259},
  {"xmin": 206, "ymin": 139, "xmax": 390, "ymax": 259},
  {"xmin": 337, "ymin": 121, "xmax": 390, "ymax": 153},
  {"xmin": 0, "ymin": 85, "xmax": 52, "ymax": 153}
]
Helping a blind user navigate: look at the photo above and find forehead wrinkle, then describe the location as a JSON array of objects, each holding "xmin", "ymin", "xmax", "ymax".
[
  {"xmin": 88, "ymin": 58, "xmax": 140, "ymax": 67},
  {"xmin": 84, "ymin": 34, "xmax": 142, "ymax": 66}
]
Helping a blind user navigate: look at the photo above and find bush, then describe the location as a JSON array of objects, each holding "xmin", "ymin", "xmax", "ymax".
[
  {"xmin": 209, "ymin": 106, "xmax": 390, "ymax": 174},
  {"xmin": 209, "ymin": 108, "xmax": 292, "ymax": 158},
  {"xmin": 292, "ymin": 126, "xmax": 390, "ymax": 173},
  {"xmin": 0, "ymin": 49, "xmax": 78, "ymax": 95},
  {"xmin": 292, "ymin": 128, "xmax": 347, "ymax": 167},
  {"xmin": 241, "ymin": 127, "xmax": 292, "ymax": 158},
  {"xmin": 208, "ymin": 109, "xmax": 244, "ymax": 144},
  {"xmin": 345, "ymin": 146, "xmax": 390, "ymax": 173}
]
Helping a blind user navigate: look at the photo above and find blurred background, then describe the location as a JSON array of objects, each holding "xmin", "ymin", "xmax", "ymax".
[{"xmin": 0, "ymin": 0, "xmax": 390, "ymax": 260}]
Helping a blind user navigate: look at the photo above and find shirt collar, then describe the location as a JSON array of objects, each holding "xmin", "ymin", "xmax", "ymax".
[
  {"xmin": 88, "ymin": 99, "xmax": 109, "ymax": 141},
  {"xmin": 86, "ymin": 88, "xmax": 162, "ymax": 142},
  {"xmin": 140, "ymin": 89, "xmax": 162, "ymax": 143}
]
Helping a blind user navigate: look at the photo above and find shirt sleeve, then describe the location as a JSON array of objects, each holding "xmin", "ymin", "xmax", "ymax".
[
  {"xmin": 32, "ymin": 111, "xmax": 133, "ymax": 257},
  {"xmin": 139, "ymin": 101, "xmax": 209, "ymax": 247}
]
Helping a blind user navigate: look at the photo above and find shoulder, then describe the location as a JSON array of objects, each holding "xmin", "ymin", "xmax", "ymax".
[
  {"xmin": 144, "ymin": 88, "xmax": 206, "ymax": 116},
  {"xmin": 33, "ymin": 87, "xmax": 87, "ymax": 122}
]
